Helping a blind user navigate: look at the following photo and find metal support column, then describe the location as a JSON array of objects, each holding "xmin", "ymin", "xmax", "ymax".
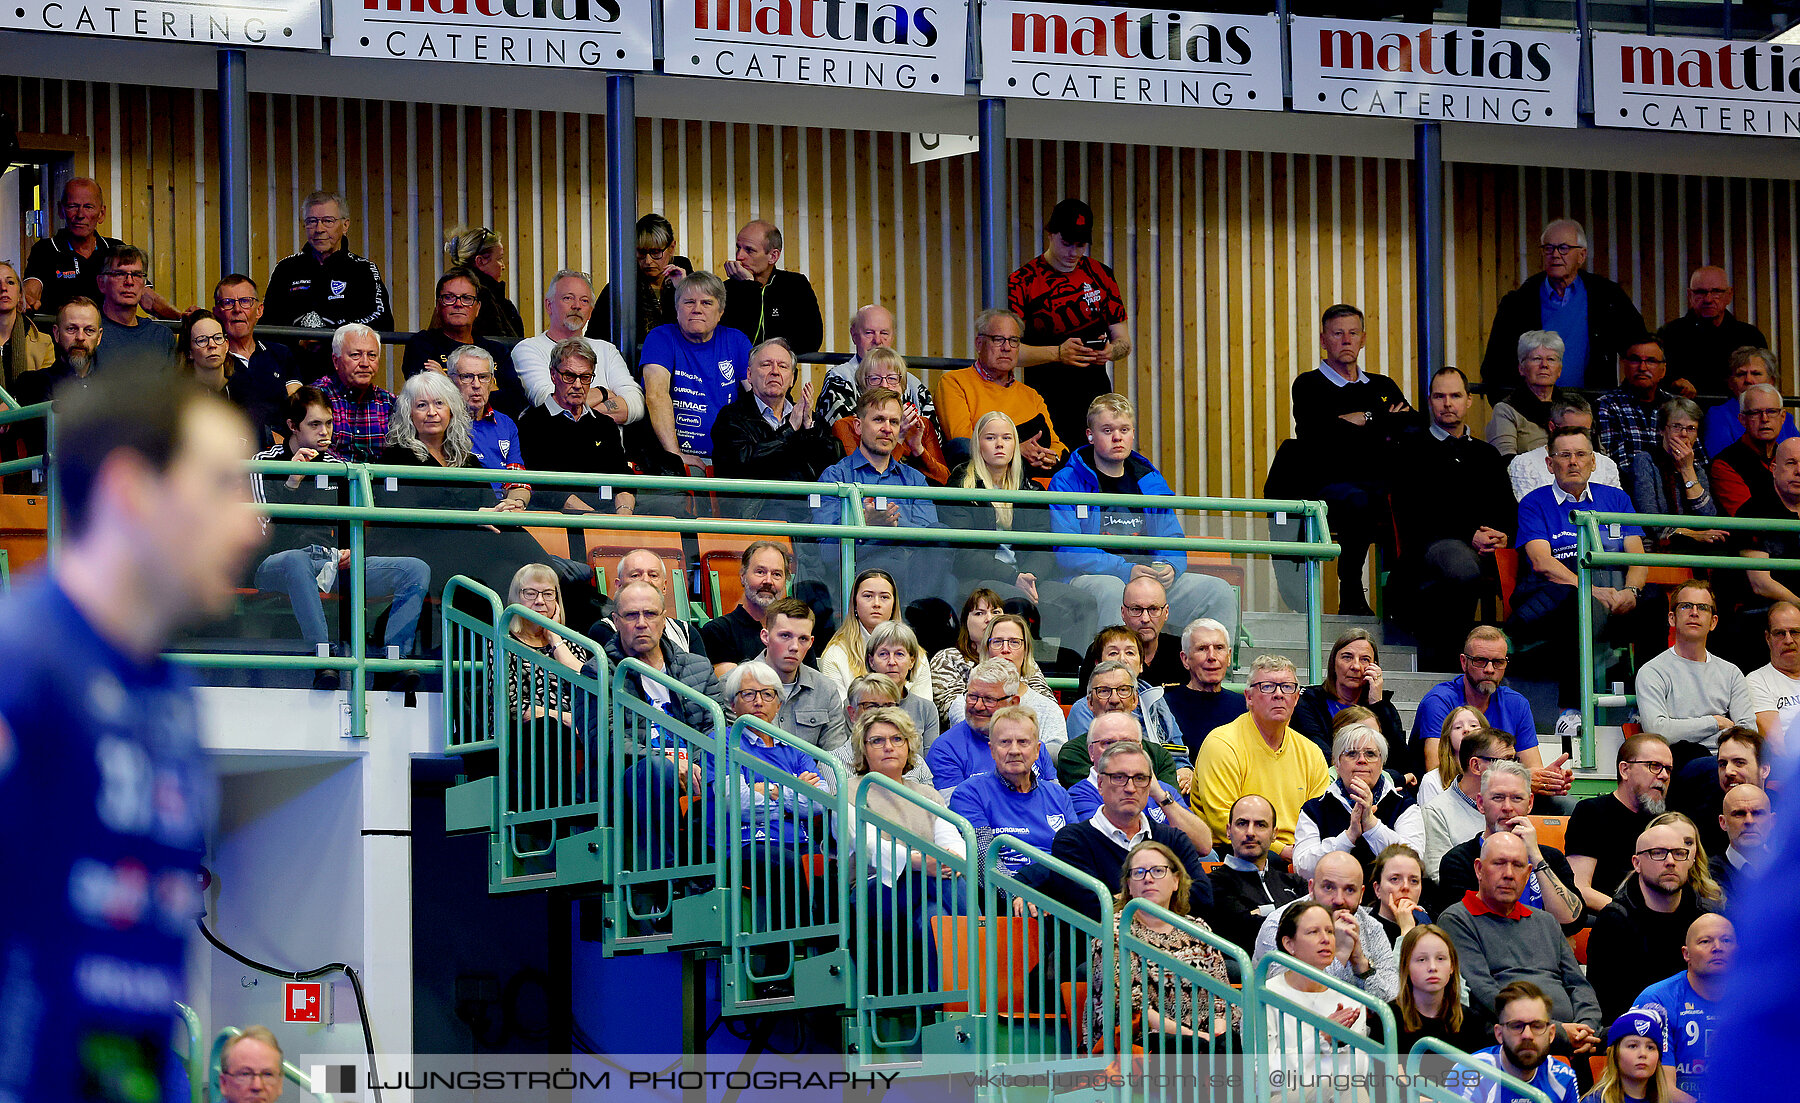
[
  {"xmin": 1412, "ymin": 122, "xmax": 1445, "ymax": 391},
  {"xmin": 605, "ymin": 74, "xmax": 639, "ymax": 362},
  {"xmin": 977, "ymin": 98, "xmax": 1008, "ymax": 308},
  {"xmin": 217, "ymin": 49, "xmax": 250, "ymax": 276}
]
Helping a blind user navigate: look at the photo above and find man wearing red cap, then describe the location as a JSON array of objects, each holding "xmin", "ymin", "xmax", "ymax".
[{"xmin": 1008, "ymin": 198, "xmax": 1133, "ymax": 451}]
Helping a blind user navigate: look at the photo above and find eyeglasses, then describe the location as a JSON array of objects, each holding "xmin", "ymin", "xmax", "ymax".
[
  {"xmin": 987, "ymin": 637, "xmax": 1025, "ymax": 652},
  {"xmin": 1691, "ymin": 287, "xmax": 1731, "ymax": 297},
  {"xmin": 214, "ymin": 295, "xmax": 258, "ymax": 310},
  {"xmin": 189, "ymin": 333, "xmax": 227, "ymax": 347},
  {"xmin": 554, "ymin": 369, "xmax": 596, "ymax": 384},
  {"xmin": 1340, "ymin": 749, "xmax": 1382, "ymax": 763},
  {"xmin": 1744, "ymin": 408, "xmax": 1787, "ymax": 419},
  {"xmin": 1674, "ymin": 601, "xmax": 1716, "ymax": 614},
  {"xmin": 1127, "ymin": 865, "xmax": 1173, "ymax": 882},
  {"xmin": 735, "ymin": 687, "xmax": 780, "ymax": 703},
  {"xmin": 1101, "ymin": 771, "xmax": 1153, "ymax": 788},
  {"xmin": 1123, "ymin": 604, "xmax": 1168, "ymax": 617},
  {"xmin": 864, "ymin": 734, "xmax": 907, "ymax": 748},
  {"xmin": 1770, "ymin": 627, "xmax": 1800, "ymax": 639},
  {"xmin": 978, "ymin": 333, "xmax": 1022, "ymax": 348},
  {"xmin": 224, "ymin": 1071, "xmax": 281, "ymax": 1085},
  {"xmin": 1665, "ymin": 423, "xmax": 1700, "ymax": 435},
  {"xmin": 102, "ymin": 269, "xmax": 147, "ymax": 282},
  {"xmin": 1624, "ymin": 759, "xmax": 1673, "ymax": 776},
  {"xmin": 520, "ymin": 588, "xmax": 559, "ymax": 601},
  {"xmin": 1621, "ymin": 354, "xmax": 1667, "ymax": 366},
  {"xmin": 1463, "ymin": 655, "xmax": 1509, "ymax": 668},
  {"xmin": 452, "ymin": 371, "xmax": 494, "ymax": 385},
  {"xmin": 437, "ymin": 292, "xmax": 479, "ymax": 306},
  {"xmin": 863, "ymin": 374, "xmax": 901, "ymax": 387},
  {"xmin": 1473, "ymin": 754, "xmax": 1519, "ymax": 765},
  {"xmin": 1550, "ymin": 450, "xmax": 1594, "ymax": 462},
  {"xmin": 965, "ymin": 692, "xmax": 1012, "ymax": 708},
  {"xmin": 304, "ymin": 215, "xmax": 344, "ymax": 227},
  {"xmin": 1636, "ymin": 846, "xmax": 1693, "ymax": 862},
  {"xmin": 1249, "ymin": 681, "xmax": 1300, "ymax": 696},
  {"xmin": 1091, "ymin": 686, "xmax": 1138, "ymax": 701},
  {"xmin": 1500, "ymin": 1019, "xmax": 1552, "ymax": 1035},
  {"xmin": 1540, "ymin": 243, "xmax": 1582, "ymax": 255}
]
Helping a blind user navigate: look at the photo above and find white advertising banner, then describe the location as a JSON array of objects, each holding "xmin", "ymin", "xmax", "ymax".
[
  {"xmin": 1, "ymin": 0, "xmax": 321, "ymax": 47},
  {"xmin": 1594, "ymin": 32, "xmax": 1800, "ymax": 137},
  {"xmin": 1290, "ymin": 16, "xmax": 1578, "ymax": 127},
  {"xmin": 662, "ymin": 0, "xmax": 968, "ymax": 94},
  {"xmin": 331, "ymin": 0, "xmax": 653, "ymax": 69},
  {"xmin": 979, "ymin": 3, "xmax": 1281, "ymax": 110}
]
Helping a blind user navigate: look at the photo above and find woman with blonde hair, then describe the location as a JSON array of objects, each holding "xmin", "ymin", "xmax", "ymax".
[
  {"xmin": 821, "ymin": 569, "xmax": 933, "ymax": 700},
  {"xmin": 504, "ymin": 563, "xmax": 594, "ymax": 725},
  {"xmin": 1583, "ymin": 1006, "xmax": 1671, "ymax": 1103},
  {"xmin": 444, "ymin": 225, "xmax": 523, "ymax": 338},
  {"xmin": 940, "ymin": 409, "xmax": 1097, "ymax": 647},
  {"xmin": 862, "ymin": 619, "xmax": 935, "ymax": 714},
  {"xmin": 0, "ymin": 260, "xmax": 52, "ymax": 389},
  {"xmin": 829, "ymin": 347, "xmax": 949, "ymax": 483},
  {"xmin": 1418, "ymin": 706, "xmax": 1485, "ymax": 806}
]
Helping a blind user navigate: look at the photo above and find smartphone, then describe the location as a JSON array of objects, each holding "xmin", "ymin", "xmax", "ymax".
[{"xmin": 1083, "ymin": 336, "xmax": 1108, "ymax": 351}]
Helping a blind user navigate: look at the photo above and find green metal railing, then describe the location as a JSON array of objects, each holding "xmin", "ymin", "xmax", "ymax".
[
  {"xmin": 1114, "ymin": 898, "xmax": 1259, "ymax": 1103},
  {"xmin": 1406, "ymin": 1036, "xmax": 1553, "ymax": 1103},
  {"xmin": 433, "ymin": 586, "xmax": 1515, "ymax": 1101},
  {"xmin": 1573, "ymin": 508, "xmax": 1790, "ymax": 767}
]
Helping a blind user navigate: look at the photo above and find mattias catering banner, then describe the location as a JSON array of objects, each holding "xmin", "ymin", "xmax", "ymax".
[
  {"xmin": 331, "ymin": 0, "xmax": 653, "ymax": 69},
  {"xmin": 2, "ymin": 0, "xmax": 321, "ymax": 46},
  {"xmin": 979, "ymin": 2, "xmax": 1281, "ymax": 110},
  {"xmin": 1290, "ymin": 15, "xmax": 1578, "ymax": 127},
  {"xmin": 662, "ymin": 0, "xmax": 969, "ymax": 94},
  {"xmin": 1594, "ymin": 32, "xmax": 1800, "ymax": 137}
]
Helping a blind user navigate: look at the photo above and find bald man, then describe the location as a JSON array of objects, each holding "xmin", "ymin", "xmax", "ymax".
[
  {"xmin": 720, "ymin": 219, "xmax": 822, "ymax": 353},
  {"xmin": 1713, "ymin": 782, "xmax": 1773, "ymax": 900},
  {"xmin": 1658, "ymin": 265, "xmax": 1769, "ymax": 398},
  {"xmin": 1252, "ymin": 849, "xmax": 1398, "ymax": 1000}
]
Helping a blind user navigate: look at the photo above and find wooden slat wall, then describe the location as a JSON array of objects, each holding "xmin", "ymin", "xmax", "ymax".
[{"xmin": 9, "ymin": 75, "xmax": 1800, "ymax": 500}]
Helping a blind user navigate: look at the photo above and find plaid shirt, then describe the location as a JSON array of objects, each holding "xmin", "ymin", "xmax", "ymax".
[
  {"xmin": 1595, "ymin": 387, "xmax": 1679, "ymax": 466},
  {"xmin": 312, "ymin": 374, "xmax": 396, "ymax": 463}
]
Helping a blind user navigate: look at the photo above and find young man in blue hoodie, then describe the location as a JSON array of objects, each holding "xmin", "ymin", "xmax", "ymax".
[{"xmin": 1048, "ymin": 392, "xmax": 1238, "ymax": 642}]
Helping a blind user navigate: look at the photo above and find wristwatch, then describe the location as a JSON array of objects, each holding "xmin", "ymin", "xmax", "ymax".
[{"xmin": 1682, "ymin": 478, "xmax": 1697, "ymax": 489}]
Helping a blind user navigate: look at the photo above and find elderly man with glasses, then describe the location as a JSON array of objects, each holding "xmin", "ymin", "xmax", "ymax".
[
  {"xmin": 1506, "ymin": 424, "xmax": 1656, "ymax": 716},
  {"xmin": 1191, "ymin": 655, "xmax": 1330, "ymax": 863},
  {"xmin": 1480, "ymin": 217, "xmax": 1646, "ymax": 391},
  {"xmin": 1711, "ymin": 381, "xmax": 1791, "ymax": 516},
  {"xmin": 263, "ymin": 189, "xmax": 393, "ymax": 334},
  {"xmin": 1027, "ymin": 724, "xmax": 1213, "ymax": 921},
  {"xmin": 934, "ymin": 307, "xmax": 1067, "ymax": 475},
  {"xmin": 93, "ymin": 244, "xmax": 176, "ymax": 373},
  {"xmin": 515, "ymin": 338, "xmax": 636, "ymax": 515},
  {"xmin": 448, "ymin": 344, "xmax": 530, "ymax": 504}
]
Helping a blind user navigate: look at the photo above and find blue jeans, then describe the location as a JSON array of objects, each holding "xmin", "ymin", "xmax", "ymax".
[{"xmin": 254, "ymin": 548, "xmax": 431, "ymax": 653}]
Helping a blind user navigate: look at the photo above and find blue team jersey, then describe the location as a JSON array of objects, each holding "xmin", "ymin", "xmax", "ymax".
[
  {"xmin": 1414, "ymin": 678, "xmax": 1542, "ymax": 754},
  {"xmin": 0, "ymin": 578, "xmax": 215, "ymax": 1103},
  {"xmin": 1456, "ymin": 1046, "xmax": 1580, "ymax": 1103},
  {"xmin": 639, "ymin": 323, "xmax": 751, "ymax": 457},
  {"xmin": 946, "ymin": 771, "xmax": 1075, "ymax": 876},
  {"xmin": 707, "ymin": 729, "xmax": 825, "ymax": 848},
  {"xmin": 1516, "ymin": 482, "xmax": 1643, "ymax": 572},
  {"xmin": 924, "ymin": 720, "xmax": 1058, "ymax": 792},
  {"xmin": 1636, "ymin": 972, "xmax": 1715, "ymax": 1098}
]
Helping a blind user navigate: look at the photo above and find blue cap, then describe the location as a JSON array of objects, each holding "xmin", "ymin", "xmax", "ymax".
[{"xmin": 1606, "ymin": 1005, "xmax": 1670, "ymax": 1053}]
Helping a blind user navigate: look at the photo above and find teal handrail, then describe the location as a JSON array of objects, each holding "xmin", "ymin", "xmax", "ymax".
[
  {"xmin": 174, "ymin": 1001, "xmax": 204, "ymax": 1103},
  {"xmin": 1572, "ymin": 507, "xmax": 1777, "ymax": 767},
  {"xmin": 1406, "ymin": 1036, "xmax": 1553, "ymax": 1103}
]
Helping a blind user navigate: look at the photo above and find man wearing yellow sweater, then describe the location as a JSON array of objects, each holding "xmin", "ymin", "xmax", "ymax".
[
  {"xmin": 935, "ymin": 308, "xmax": 1068, "ymax": 480},
  {"xmin": 1192, "ymin": 655, "xmax": 1331, "ymax": 864}
]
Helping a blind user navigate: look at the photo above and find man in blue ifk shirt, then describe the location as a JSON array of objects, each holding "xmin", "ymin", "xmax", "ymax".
[
  {"xmin": 1456, "ymin": 981, "xmax": 1581, "ymax": 1103},
  {"xmin": 0, "ymin": 372, "xmax": 266, "ymax": 1103},
  {"xmin": 1635, "ymin": 912, "xmax": 1732, "ymax": 1100}
]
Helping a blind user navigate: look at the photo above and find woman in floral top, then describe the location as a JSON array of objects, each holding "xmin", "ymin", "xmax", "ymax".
[{"xmin": 1090, "ymin": 841, "xmax": 1240, "ymax": 1052}]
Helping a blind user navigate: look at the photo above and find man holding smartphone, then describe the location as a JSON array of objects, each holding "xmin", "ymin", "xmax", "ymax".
[{"xmin": 1008, "ymin": 198, "xmax": 1133, "ymax": 450}]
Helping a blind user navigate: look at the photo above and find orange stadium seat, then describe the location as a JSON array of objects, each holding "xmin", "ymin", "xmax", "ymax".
[
  {"xmin": 1186, "ymin": 550, "xmax": 1245, "ymax": 593},
  {"xmin": 586, "ymin": 530, "xmax": 687, "ymax": 616},
  {"xmin": 0, "ymin": 494, "xmax": 49, "ymax": 576},
  {"xmin": 931, "ymin": 915, "xmax": 1042, "ymax": 1016},
  {"xmin": 1528, "ymin": 816, "xmax": 1566, "ymax": 854}
]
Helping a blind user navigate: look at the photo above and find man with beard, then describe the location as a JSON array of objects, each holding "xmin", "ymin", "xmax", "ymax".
[
  {"xmin": 701, "ymin": 541, "xmax": 794, "ymax": 678},
  {"xmin": 1412, "ymin": 626, "xmax": 1569, "ymax": 799},
  {"xmin": 1586, "ymin": 822, "xmax": 1716, "ymax": 1023},
  {"xmin": 11, "ymin": 298, "xmax": 105, "ymax": 461},
  {"xmin": 1566, "ymin": 732, "xmax": 1674, "ymax": 912},
  {"xmin": 1456, "ymin": 981, "xmax": 1584, "ymax": 1103}
]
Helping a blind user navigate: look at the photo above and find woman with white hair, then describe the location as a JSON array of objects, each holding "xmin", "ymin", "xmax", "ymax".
[
  {"xmin": 1485, "ymin": 330, "xmax": 1567, "ymax": 461},
  {"xmin": 1291, "ymin": 723, "xmax": 1425, "ymax": 881}
]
